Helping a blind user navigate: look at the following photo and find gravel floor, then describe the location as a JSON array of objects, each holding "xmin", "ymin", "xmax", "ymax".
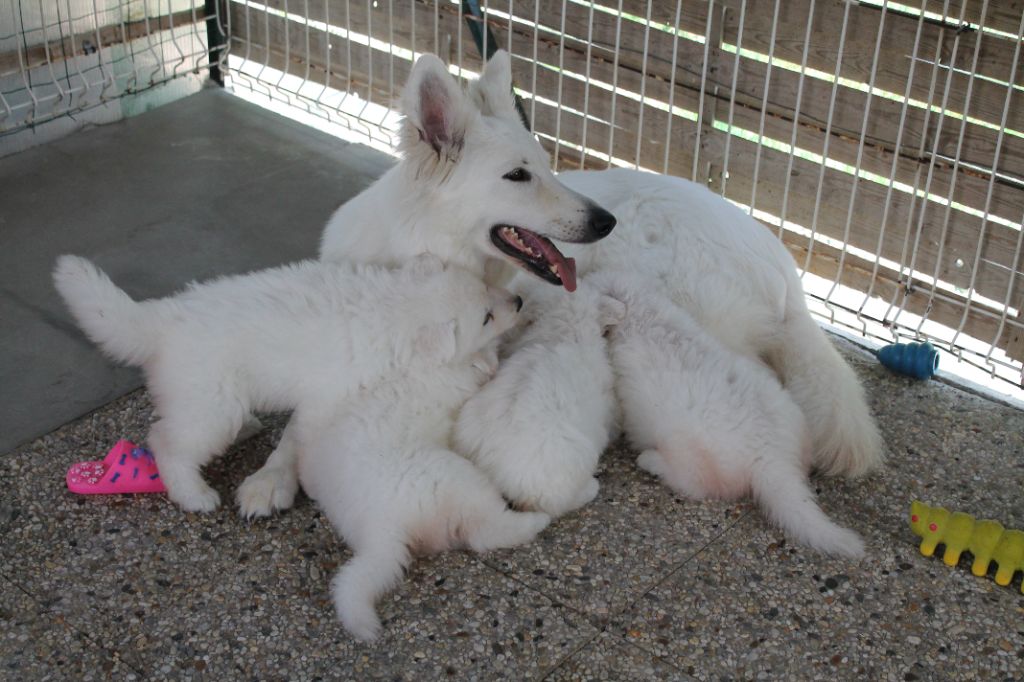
[{"xmin": 2, "ymin": 336, "xmax": 1023, "ymax": 681}]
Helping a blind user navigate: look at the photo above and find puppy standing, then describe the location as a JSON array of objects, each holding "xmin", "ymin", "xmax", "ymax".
[
  {"xmin": 596, "ymin": 273, "xmax": 865, "ymax": 558},
  {"xmin": 455, "ymin": 281, "xmax": 624, "ymax": 517},
  {"xmin": 296, "ymin": 292, "xmax": 550, "ymax": 642},
  {"xmin": 53, "ymin": 254, "xmax": 503, "ymax": 512}
]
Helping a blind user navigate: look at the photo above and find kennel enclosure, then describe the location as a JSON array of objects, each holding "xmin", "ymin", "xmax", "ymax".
[{"xmin": 4, "ymin": 0, "xmax": 1023, "ymax": 395}]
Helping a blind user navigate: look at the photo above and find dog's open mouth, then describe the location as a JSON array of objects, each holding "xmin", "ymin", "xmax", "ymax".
[{"xmin": 490, "ymin": 225, "xmax": 577, "ymax": 292}]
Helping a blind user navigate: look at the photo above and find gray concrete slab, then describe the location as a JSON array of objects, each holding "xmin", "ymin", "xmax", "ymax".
[{"xmin": 0, "ymin": 88, "xmax": 394, "ymax": 454}]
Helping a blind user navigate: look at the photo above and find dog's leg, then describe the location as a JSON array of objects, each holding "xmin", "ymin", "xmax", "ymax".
[
  {"xmin": 148, "ymin": 416, "xmax": 232, "ymax": 512},
  {"xmin": 331, "ymin": 540, "xmax": 410, "ymax": 642},
  {"xmin": 236, "ymin": 419, "xmax": 300, "ymax": 518},
  {"xmin": 466, "ymin": 509, "xmax": 551, "ymax": 552},
  {"xmin": 235, "ymin": 415, "xmax": 264, "ymax": 442},
  {"xmin": 636, "ymin": 448, "xmax": 712, "ymax": 501},
  {"xmin": 751, "ymin": 457, "xmax": 865, "ymax": 558}
]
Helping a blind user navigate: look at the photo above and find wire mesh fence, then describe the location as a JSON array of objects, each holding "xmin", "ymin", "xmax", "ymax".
[
  {"xmin": 5, "ymin": 0, "xmax": 1023, "ymax": 394},
  {"xmin": 1, "ymin": 0, "xmax": 226, "ymax": 145}
]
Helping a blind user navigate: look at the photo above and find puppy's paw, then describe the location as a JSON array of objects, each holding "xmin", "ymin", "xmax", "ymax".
[
  {"xmin": 819, "ymin": 527, "xmax": 867, "ymax": 560},
  {"xmin": 335, "ymin": 597, "xmax": 383, "ymax": 642},
  {"xmin": 636, "ymin": 449, "xmax": 665, "ymax": 477},
  {"xmin": 169, "ymin": 482, "xmax": 221, "ymax": 513},
  {"xmin": 470, "ymin": 348, "xmax": 500, "ymax": 377},
  {"xmin": 237, "ymin": 467, "xmax": 298, "ymax": 518},
  {"xmin": 235, "ymin": 416, "xmax": 265, "ymax": 443}
]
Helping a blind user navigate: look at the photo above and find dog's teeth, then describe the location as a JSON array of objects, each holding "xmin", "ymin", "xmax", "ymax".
[{"xmin": 549, "ymin": 263, "xmax": 559, "ymax": 275}]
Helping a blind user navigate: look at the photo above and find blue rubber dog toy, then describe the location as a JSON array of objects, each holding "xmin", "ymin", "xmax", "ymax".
[{"xmin": 877, "ymin": 341, "xmax": 939, "ymax": 379}]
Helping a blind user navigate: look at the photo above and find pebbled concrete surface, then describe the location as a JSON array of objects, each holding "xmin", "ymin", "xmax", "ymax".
[{"xmin": 2, "ymin": 337, "xmax": 1022, "ymax": 680}]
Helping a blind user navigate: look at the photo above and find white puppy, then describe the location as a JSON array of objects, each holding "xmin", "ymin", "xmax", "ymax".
[
  {"xmin": 53, "ymin": 254, "xmax": 513, "ymax": 512},
  {"xmin": 596, "ymin": 272, "xmax": 865, "ymax": 558},
  {"xmin": 297, "ymin": 305, "xmax": 550, "ymax": 642},
  {"xmin": 454, "ymin": 281, "xmax": 625, "ymax": 517}
]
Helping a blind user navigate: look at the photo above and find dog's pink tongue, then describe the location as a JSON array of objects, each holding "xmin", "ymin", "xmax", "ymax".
[
  {"xmin": 559, "ymin": 256, "xmax": 577, "ymax": 293},
  {"xmin": 531, "ymin": 237, "xmax": 577, "ymax": 293}
]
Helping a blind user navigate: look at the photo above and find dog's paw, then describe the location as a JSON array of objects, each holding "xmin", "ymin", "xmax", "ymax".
[
  {"xmin": 169, "ymin": 482, "xmax": 221, "ymax": 513},
  {"xmin": 235, "ymin": 416, "xmax": 265, "ymax": 443},
  {"xmin": 470, "ymin": 348, "xmax": 500, "ymax": 377},
  {"xmin": 236, "ymin": 467, "xmax": 298, "ymax": 518},
  {"xmin": 636, "ymin": 449, "xmax": 664, "ymax": 477},
  {"xmin": 336, "ymin": 598, "xmax": 383, "ymax": 642}
]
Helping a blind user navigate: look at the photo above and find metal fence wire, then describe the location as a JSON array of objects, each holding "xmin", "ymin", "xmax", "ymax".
[{"xmin": 5, "ymin": 1, "xmax": 1024, "ymax": 394}]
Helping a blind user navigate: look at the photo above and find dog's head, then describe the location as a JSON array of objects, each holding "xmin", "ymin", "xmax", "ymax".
[
  {"xmin": 399, "ymin": 52, "xmax": 616, "ymax": 293},
  {"xmin": 401, "ymin": 258, "xmax": 524, "ymax": 365}
]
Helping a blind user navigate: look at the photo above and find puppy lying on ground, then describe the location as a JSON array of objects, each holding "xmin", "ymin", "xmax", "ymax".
[
  {"xmin": 596, "ymin": 272, "xmax": 865, "ymax": 558},
  {"xmin": 296, "ymin": 292, "xmax": 549, "ymax": 642},
  {"xmin": 454, "ymin": 281, "xmax": 624, "ymax": 517},
  {"xmin": 53, "ymin": 254, "xmax": 508, "ymax": 512}
]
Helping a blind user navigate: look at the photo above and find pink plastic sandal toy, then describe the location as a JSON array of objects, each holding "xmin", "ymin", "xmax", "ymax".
[{"xmin": 66, "ymin": 440, "xmax": 166, "ymax": 495}]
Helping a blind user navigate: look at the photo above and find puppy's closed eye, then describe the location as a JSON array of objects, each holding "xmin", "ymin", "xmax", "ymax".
[{"xmin": 483, "ymin": 311, "xmax": 494, "ymax": 326}]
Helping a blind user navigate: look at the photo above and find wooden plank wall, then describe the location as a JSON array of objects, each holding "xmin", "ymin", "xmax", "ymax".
[{"xmin": 229, "ymin": 0, "xmax": 1024, "ymax": 369}]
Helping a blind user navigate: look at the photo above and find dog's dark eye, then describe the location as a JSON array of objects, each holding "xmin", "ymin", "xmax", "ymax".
[
  {"xmin": 483, "ymin": 311, "xmax": 494, "ymax": 326},
  {"xmin": 503, "ymin": 168, "xmax": 531, "ymax": 182}
]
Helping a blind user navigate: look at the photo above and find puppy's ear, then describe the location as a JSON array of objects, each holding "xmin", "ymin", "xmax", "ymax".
[
  {"xmin": 400, "ymin": 54, "xmax": 474, "ymax": 159},
  {"xmin": 413, "ymin": 318, "xmax": 459, "ymax": 363},
  {"xmin": 597, "ymin": 295, "xmax": 626, "ymax": 329},
  {"xmin": 406, "ymin": 253, "xmax": 446, "ymax": 277},
  {"xmin": 468, "ymin": 50, "xmax": 519, "ymax": 122}
]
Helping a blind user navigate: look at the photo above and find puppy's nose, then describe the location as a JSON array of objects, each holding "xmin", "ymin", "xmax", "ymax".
[
  {"xmin": 514, "ymin": 295, "xmax": 524, "ymax": 312},
  {"xmin": 587, "ymin": 207, "xmax": 617, "ymax": 239}
]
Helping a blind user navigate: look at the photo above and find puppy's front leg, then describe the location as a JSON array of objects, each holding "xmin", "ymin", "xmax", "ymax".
[{"xmin": 236, "ymin": 420, "xmax": 301, "ymax": 518}]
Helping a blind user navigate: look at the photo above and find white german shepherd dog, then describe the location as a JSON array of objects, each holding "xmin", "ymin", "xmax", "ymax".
[{"xmin": 236, "ymin": 51, "xmax": 882, "ymax": 555}]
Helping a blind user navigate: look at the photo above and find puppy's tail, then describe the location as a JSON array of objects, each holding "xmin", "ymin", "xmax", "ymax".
[
  {"xmin": 53, "ymin": 255, "xmax": 159, "ymax": 365},
  {"xmin": 772, "ymin": 294, "xmax": 883, "ymax": 479},
  {"xmin": 331, "ymin": 541, "xmax": 410, "ymax": 642},
  {"xmin": 751, "ymin": 460, "xmax": 865, "ymax": 559}
]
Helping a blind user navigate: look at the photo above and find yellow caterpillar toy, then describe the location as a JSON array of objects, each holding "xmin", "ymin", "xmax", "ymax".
[{"xmin": 909, "ymin": 500, "xmax": 1024, "ymax": 591}]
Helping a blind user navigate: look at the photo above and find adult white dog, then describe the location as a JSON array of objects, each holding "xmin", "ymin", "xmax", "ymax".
[
  {"xmin": 297, "ymin": 305, "xmax": 549, "ymax": 642},
  {"xmin": 54, "ymin": 254, "xmax": 514, "ymax": 512},
  {"xmin": 240, "ymin": 51, "xmax": 882, "ymax": 551}
]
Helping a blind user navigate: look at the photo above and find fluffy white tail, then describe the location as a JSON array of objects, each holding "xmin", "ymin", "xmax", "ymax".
[
  {"xmin": 774, "ymin": 301, "xmax": 883, "ymax": 478},
  {"xmin": 751, "ymin": 460, "xmax": 865, "ymax": 558},
  {"xmin": 53, "ymin": 255, "xmax": 159, "ymax": 366},
  {"xmin": 331, "ymin": 541, "xmax": 410, "ymax": 642}
]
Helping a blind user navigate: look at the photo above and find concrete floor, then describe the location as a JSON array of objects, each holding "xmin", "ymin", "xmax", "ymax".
[
  {"xmin": 2, "ymin": 89, "xmax": 1024, "ymax": 680},
  {"xmin": 0, "ymin": 88, "xmax": 394, "ymax": 454}
]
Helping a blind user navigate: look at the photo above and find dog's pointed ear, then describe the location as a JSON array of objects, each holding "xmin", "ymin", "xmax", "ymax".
[
  {"xmin": 469, "ymin": 50, "xmax": 519, "ymax": 122},
  {"xmin": 413, "ymin": 318, "xmax": 459, "ymax": 363},
  {"xmin": 597, "ymin": 295, "xmax": 626, "ymax": 329},
  {"xmin": 401, "ymin": 55, "xmax": 473, "ymax": 157}
]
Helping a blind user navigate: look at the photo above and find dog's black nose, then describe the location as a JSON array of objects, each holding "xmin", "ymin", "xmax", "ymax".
[
  {"xmin": 587, "ymin": 207, "xmax": 617, "ymax": 239},
  {"xmin": 514, "ymin": 295, "xmax": 524, "ymax": 312}
]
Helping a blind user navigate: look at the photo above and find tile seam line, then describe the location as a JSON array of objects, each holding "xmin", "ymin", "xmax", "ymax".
[
  {"xmin": 610, "ymin": 509, "xmax": 754, "ymax": 621},
  {"xmin": 0, "ymin": 570, "xmax": 150, "ymax": 679},
  {"xmin": 538, "ymin": 627, "xmax": 604, "ymax": 681},
  {"xmin": 469, "ymin": 553, "xmax": 600, "ymax": 626}
]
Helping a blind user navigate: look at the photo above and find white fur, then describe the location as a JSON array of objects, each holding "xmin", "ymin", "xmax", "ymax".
[
  {"xmin": 297, "ymin": 349, "xmax": 549, "ymax": 642},
  {"xmin": 240, "ymin": 50, "xmax": 619, "ymax": 517},
  {"xmin": 558, "ymin": 170, "xmax": 883, "ymax": 478},
  {"xmin": 454, "ymin": 282, "xmax": 624, "ymax": 517},
  {"xmin": 595, "ymin": 272, "xmax": 865, "ymax": 558},
  {"xmin": 244, "ymin": 51, "xmax": 882, "ymax": 544},
  {"xmin": 54, "ymin": 253, "xmax": 520, "ymax": 512},
  {"xmin": 319, "ymin": 51, "xmax": 612, "ymax": 281}
]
